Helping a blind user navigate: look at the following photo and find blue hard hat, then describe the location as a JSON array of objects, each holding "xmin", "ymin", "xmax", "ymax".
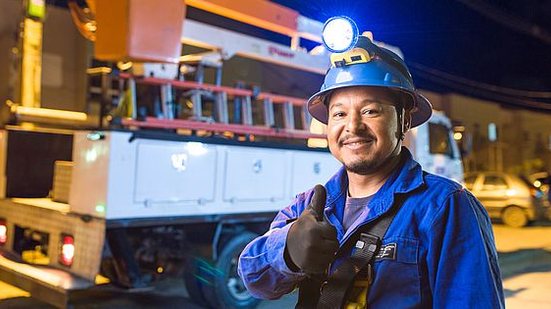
[{"xmin": 307, "ymin": 36, "xmax": 432, "ymax": 127}]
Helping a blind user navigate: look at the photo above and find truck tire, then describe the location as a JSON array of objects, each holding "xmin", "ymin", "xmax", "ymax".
[
  {"xmin": 201, "ymin": 231, "xmax": 260, "ymax": 309},
  {"xmin": 502, "ymin": 206, "xmax": 528, "ymax": 228}
]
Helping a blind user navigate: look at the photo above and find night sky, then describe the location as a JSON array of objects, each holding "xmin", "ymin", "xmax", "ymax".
[{"xmin": 272, "ymin": 0, "xmax": 551, "ymax": 111}]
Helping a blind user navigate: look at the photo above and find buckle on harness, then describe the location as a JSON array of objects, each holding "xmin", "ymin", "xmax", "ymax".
[
  {"xmin": 355, "ymin": 233, "xmax": 379, "ymax": 285},
  {"xmin": 359, "ymin": 233, "xmax": 380, "ymax": 253},
  {"xmin": 352, "ymin": 233, "xmax": 380, "ymax": 260}
]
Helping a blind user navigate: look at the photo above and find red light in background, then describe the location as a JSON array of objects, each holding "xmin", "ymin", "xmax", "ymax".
[
  {"xmin": 59, "ymin": 234, "xmax": 75, "ymax": 267},
  {"xmin": 0, "ymin": 219, "xmax": 6, "ymax": 245}
]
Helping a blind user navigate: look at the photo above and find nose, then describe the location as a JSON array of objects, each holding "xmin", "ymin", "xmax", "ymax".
[{"xmin": 345, "ymin": 110, "xmax": 365, "ymax": 133}]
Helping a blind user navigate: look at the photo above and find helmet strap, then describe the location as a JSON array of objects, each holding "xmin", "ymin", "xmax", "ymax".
[
  {"xmin": 384, "ymin": 106, "xmax": 405, "ymax": 162},
  {"xmin": 396, "ymin": 106, "xmax": 406, "ymax": 141}
]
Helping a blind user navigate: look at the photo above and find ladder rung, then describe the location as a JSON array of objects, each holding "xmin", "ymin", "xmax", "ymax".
[
  {"xmin": 242, "ymin": 96, "xmax": 253, "ymax": 126},
  {"xmin": 283, "ymin": 102, "xmax": 295, "ymax": 130},
  {"xmin": 216, "ymin": 92, "xmax": 229, "ymax": 124},
  {"xmin": 263, "ymin": 98, "xmax": 275, "ymax": 128},
  {"xmin": 160, "ymin": 84, "xmax": 174, "ymax": 119},
  {"xmin": 302, "ymin": 105, "xmax": 312, "ymax": 131},
  {"xmin": 128, "ymin": 78, "xmax": 137, "ymax": 119},
  {"xmin": 191, "ymin": 92, "xmax": 202, "ymax": 120}
]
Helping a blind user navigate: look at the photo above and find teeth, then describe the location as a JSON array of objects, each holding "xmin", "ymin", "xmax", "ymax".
[{"xmin": 345, "ymin": 141, "xmax": 368, "ymax": 146}]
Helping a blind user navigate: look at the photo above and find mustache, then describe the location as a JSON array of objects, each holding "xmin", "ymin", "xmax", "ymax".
[{"xmin": 338, "ymin": 134, "xmax": 376, "ymax": 146}]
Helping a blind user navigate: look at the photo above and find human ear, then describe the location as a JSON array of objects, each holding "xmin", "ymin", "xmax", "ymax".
[
  {"xmin": 403, "ymin": 110, "xmax": 412, "ymax": 132},
  {"xmin": 400, "ymin": 109, "xmax": 412, "ymax": 140}
]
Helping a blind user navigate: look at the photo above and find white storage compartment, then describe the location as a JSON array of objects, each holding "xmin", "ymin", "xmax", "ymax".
[
  {"xmin": 134, "ymin": 141, "xmax": 217, "ymax": 204},
  {"xmin": 223, "ymin": 148, "xmax": 287, "ymax": 202}
]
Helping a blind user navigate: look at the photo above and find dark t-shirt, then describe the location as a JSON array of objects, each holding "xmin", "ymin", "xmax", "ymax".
[{"xmin": 343, "ymin": 194, "xmax": 374, "ymax": 232}]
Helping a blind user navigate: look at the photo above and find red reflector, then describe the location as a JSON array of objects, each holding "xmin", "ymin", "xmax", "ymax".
[
  {"xmin": 59, "ymin": 234, "xmax": 75, "ymax": 267},
  {"xmin": 0, "ymin": 219, "xmax": 6, "ymax": 245}
]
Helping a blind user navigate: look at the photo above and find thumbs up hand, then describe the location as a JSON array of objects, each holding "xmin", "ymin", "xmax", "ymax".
[{"xmin": 285, "ymin": 185, "xmax": 339, "ymax": 275}]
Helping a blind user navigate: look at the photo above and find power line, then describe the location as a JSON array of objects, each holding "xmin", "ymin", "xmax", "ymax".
[
  {"xmin": 410, "ymin": 67, "xmax": 551, "ymax": 111},
  {"xmin": 456, "ymin": 0, "xmax": 551, "ymax": 45},
  {"xmin": 408, "ymin": 62, "xmax": 551, "ymax": 99}
]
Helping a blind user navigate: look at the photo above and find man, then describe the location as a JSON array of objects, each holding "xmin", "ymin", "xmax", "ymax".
[{"xmin": 238, "ymin": 34, "xmax": 504, "ymax": 308}]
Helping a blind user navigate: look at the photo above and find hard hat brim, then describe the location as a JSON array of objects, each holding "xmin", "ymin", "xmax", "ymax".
[{"xmin": 307, "ymin": 86, "xmax": 433, "ymax": 128}]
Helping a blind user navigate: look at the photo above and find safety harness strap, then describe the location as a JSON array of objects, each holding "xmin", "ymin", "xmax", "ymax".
[
  {"xmin": 295, "ymin": 195, "xmax": 404, "ymax": 309},
  {"xmin": 317, "ymin": 234, "xmax": 379, "ymax": 308},
  {"xmin": 295, "ymin": 275, "xmax": 325, "ymax": 309}
]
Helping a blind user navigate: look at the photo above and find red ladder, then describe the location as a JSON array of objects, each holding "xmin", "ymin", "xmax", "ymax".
[{"xmin": 117, "ymin": 73, "xmax": 325, "ymax": 140}]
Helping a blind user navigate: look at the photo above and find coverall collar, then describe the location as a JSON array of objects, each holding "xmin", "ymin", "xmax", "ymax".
[{"xmin": 323, "ymin": 147, "xmax": 425, "ymax": 240}]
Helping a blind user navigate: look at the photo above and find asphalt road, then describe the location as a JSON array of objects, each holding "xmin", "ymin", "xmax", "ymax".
[{"xmin": 1, "ymin": 221, "xmax": 550, "ymax": 309}]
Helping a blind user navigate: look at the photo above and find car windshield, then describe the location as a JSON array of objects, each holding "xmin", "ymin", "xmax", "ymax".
[
  {"xmin": 464, "ymin": 175, "xmax": 478, "ymax": 190},
  {"xmin": 482, "ymin": 175, "xmax": 508, "ymax": 190},
  {"xmin": 429, "ymin": 123, "xmax": 454, "ymax": 157}
]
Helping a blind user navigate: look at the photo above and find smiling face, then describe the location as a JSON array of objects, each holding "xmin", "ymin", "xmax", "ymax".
[{"xmin": 327, "ymin": 86, "xmax": 408, "ymax": 175}]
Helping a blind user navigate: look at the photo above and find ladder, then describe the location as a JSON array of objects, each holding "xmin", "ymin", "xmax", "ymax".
[{"xmin": 110, "ymin": 71, "xmax": 324, "ymax": 141}]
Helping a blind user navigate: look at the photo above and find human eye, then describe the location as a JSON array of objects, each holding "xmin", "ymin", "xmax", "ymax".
[
  {"xmin": 361, "ymin": 107, "xmax": 380, "ymax": 117},
  {"xmin": 331, "ymin": 110, "xmax": 346, "ymax": 119}
]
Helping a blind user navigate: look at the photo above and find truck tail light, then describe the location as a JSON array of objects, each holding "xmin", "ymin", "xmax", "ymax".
[
  {"xmin": 0, "ymin": 219, "xmax": 6, "ymax": 245},
  {"xmin": 59, "ymin": 234, "xmax": 75, "ymax": 267}
]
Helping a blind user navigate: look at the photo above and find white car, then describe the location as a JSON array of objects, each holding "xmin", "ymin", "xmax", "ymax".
[{"xmin": 464, "ymin": 172, "xmax": 546, "ymax": 227}]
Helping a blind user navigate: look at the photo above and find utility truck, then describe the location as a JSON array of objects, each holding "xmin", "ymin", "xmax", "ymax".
[{"xmin": 0, "ymin": 1, "xmax": 463, "ymax": 308}]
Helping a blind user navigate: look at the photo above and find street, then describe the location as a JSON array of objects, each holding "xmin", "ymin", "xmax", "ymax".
[
  {"xmin": 493, "ymin": 223, "xmax": 551, "ymax": 308},
  {"xmin": 1, "ymin": 222, "xmax": 550, "ymax": 308}
]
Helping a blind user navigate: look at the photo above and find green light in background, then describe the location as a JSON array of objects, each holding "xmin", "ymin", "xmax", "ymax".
[
  {"xmin": 27, "ymin": 0, "xmax": 46, "ymax": 20},
  {"xmin": 95, "ymin": 204, "xmax": 106, "ymax": 213}
]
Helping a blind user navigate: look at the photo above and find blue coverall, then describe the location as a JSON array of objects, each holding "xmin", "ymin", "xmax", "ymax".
[{"xmin": 238, "ymin": 148, "xmax": 505, "ymax": 308}]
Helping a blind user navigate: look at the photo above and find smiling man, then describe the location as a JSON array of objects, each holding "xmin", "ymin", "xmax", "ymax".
[
  {"xmin": 238, "ymin": 30, "xmax": 505, "ymax": 308},
  {"xmin": 327, "ymin": 87, "xmax": 406, "ymax": 197}
]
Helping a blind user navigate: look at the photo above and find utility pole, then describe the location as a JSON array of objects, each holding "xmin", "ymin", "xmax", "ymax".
[{"xmin": 17, "ymin": 0, "xmax": 46, "ymax": 108}]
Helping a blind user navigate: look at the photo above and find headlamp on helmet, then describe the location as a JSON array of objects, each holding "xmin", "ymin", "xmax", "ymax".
[
  {"xmin": 308, "ymin": 16, "xmax": 433, "ymax": 128},
  {"xmin": 322, "ymin": 16, "xmax": 359, "ymax": 53}
]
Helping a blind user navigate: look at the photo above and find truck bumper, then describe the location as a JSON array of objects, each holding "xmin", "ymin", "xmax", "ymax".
[{"xmin": 0, "ymin": 250, "xmax": 94, "ymax": 308}]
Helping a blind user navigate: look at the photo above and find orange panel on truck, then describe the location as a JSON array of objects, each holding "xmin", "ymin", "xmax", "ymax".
[
  {"xmin": 94, "ymin": 0, "xmax": 185, "ymax": 63},
  {"xmin": 186, "ymin": 0, "xmax": 299, "ymax": 36}
]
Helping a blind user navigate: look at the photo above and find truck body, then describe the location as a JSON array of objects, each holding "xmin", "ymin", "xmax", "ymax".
[
  {"xmin": 0, "ymin": 2, "xmax": 464, "ymax": 308},
  {"xmin": 0, "ymin": 126, "xmax": 339, "ymax": 308},
  {"xmin": 403, "ymin": 110, "xmax": 464, "ymax": 183}
]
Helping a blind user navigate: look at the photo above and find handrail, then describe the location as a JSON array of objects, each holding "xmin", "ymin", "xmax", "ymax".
[
  {"xmin": 117, "ymin": 73, "xmax": 308, "ymax": 104},
  {"xmin": 122, "ymin": 118, "xmax": 325, "ymax": 140},
  {"xmin": 118, "ymin": 73, "xmax": 254, "ymax": 97},
  {"xmin": 256, "ymin": 93, "xmax": 306, "ymax": 105}
]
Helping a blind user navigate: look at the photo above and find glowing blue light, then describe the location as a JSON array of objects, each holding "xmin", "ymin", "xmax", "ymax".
[
  {"xmin": 322, "ymin": 16, "xmax": 359, "ymax": 53},
  {"xmin": 86, "ymin": 132, "xmax": 104, "ymax": 141}
]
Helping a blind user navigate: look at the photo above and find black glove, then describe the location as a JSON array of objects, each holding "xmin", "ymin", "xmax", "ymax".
[{"xmin": 285, "ymin": 184, "xmax": 339, "ymax": 275}]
